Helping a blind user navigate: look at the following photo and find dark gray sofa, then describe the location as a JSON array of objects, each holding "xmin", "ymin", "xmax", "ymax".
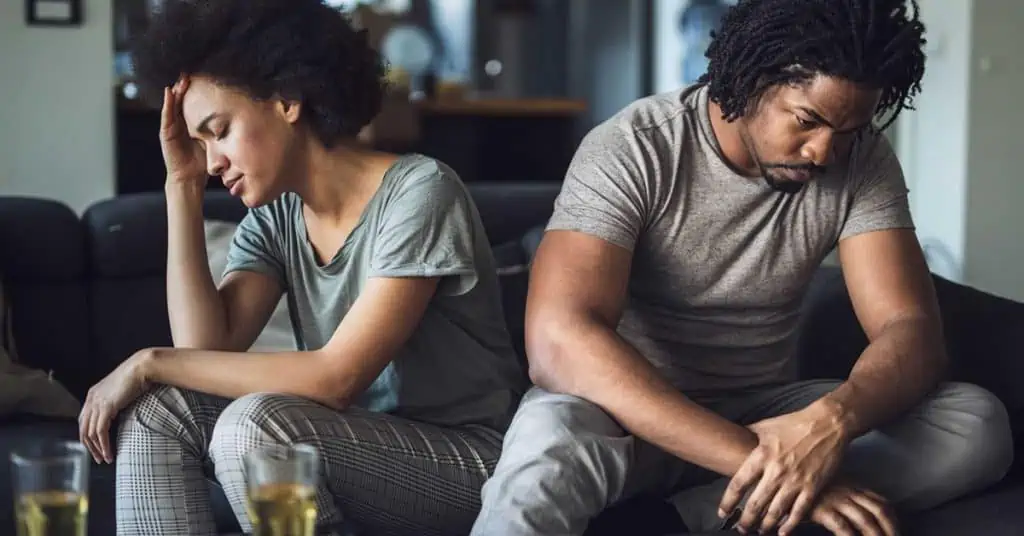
[{"xmin": 0, "ymin": 183, "xmax": 1021, "ymax": 535}]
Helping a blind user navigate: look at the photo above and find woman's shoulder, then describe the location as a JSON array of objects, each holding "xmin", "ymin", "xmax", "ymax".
[{"xmin": 381, "ymin": 153, "xmax": 470, "ymax": 205}]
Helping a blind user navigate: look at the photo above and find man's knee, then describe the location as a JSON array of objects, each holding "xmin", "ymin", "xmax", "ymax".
[
  {"xmin": 489, "ymin": 388, "xmax": 633, "ymax": 497},
  {"xmin": 502, "ymin": 388, "xmax": 628, "ymax": 453},
  {"xmin": 475, "ymin": 388, "xmax": 635, "ymax": 533},
  {"xmin": 923, "ymin": 382, "xmax": 1014, "ymax": 489}
]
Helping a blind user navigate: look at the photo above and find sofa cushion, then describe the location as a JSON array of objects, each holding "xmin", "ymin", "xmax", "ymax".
[
  {"xmin": 466, "ymin": 182, "xmax": 560, "ymax": 244},
  {"xmin": 0, "ymin": 197, "xmax": 91, "ymax": 398},
  {"xmin": 81, "ymin": 192, "xmax": 251, "ymax": 382},
  {"xmin": 204, "ymin": 219, "xmax": 295, "ymax": 352},
  {"xmin": 84, "ymin": 191, "xmax": 248, "ymax": 279},
  {"xmin": 492, "ymin": 239, "xmax": 530, "ymax": 362}
]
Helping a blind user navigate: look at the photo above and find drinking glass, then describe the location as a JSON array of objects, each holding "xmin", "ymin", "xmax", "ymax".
[
  {"xmin": 245, "ymin": 443, "xmax": 319, "ymax": 536},
  {"xmin": 11, "ymin": 441, "xmax": 89, "ymax": 536}
]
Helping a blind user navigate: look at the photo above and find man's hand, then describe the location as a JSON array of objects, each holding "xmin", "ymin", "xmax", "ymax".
[
  {"xmin": 720, "ymin": 401, "xmax": 852, "ymax": 535},
  {"xmin": 78, "ymin": 350, "xmax": 152, "ymax": 464},
  {"xmin": 803, "ymin": 483, "xmax": 898, "ymax": 536}
]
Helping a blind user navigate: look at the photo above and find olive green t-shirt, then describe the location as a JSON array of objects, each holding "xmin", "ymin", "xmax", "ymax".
[{"xmin": 224, "ymin": 154, "xmax": 526, "ymax": 432}]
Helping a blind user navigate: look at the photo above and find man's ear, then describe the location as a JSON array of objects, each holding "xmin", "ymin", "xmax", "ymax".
[{"xmin": 276, "ymin": 97, "xmax": 302, "ymax": 124}]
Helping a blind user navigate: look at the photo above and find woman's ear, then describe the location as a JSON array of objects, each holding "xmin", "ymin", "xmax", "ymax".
[{"xmin": 275, "ymin": 97, "xmax": 302, "ymax": 124}]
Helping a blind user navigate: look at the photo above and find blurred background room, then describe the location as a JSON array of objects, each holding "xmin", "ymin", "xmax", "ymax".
[{"xmin": 1, "ymin": 0, "xmax": 1022, "ymax": 301}]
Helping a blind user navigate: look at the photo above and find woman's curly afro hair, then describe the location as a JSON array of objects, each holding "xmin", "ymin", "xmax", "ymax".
[{"xmin": 132, "ymin": 0, "xmax": 388, "ymax": 147}]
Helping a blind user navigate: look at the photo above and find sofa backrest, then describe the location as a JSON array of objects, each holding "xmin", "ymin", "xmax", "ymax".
[{"xmin": 0, "ymin": 197, "xmax": 92, "ymax": 397}]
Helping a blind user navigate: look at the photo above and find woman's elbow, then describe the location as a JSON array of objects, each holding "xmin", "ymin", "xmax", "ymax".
[
  {"xmin": 307, "ymin": 379, "xmax": 353, "ymax": 411},
  {"xmin": 302, "ymin": 353, "xmax": 356, "ymax": 410}
]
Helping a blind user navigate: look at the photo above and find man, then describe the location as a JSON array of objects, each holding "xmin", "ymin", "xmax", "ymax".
[{"xmin": 472, "ymin": 1, "xmax": 1014, "ymax": 535}]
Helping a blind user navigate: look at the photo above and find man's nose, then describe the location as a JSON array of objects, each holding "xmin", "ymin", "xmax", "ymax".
[{"xmin": 800, "ymin": 130, "xmax": 835, "ymax": 167}]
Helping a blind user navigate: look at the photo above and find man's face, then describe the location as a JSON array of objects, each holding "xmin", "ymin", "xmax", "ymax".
[{"xmin": 738, "ymin": 75, "xmax": 882, "ymax": 193}]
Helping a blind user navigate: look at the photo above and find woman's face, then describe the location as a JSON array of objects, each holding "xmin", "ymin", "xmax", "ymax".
[{"xmin": 181, "ymin": 76, "xmax": 302, "ymax": 207}]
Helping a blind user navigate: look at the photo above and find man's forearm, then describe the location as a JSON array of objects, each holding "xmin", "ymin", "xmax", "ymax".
[
  {"xmin": 165, "ymin": 182, "xmax": 231, "ymax": 349},
  {"xmin": 532, "ymin": 320, "xmax": 758, "ymax": 477},
  {"xmin": 140, "ymin": 347, "xmax": 344, "ymax": 408},
  {"xmin": 820, "ymin": 317, "xmax": 947, "ymax": 438}
]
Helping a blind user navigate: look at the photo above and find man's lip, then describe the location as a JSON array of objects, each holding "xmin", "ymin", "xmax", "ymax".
[
  {"xmin": 782, "ymin": 169, "xmax": 813, "ymax": 181},
  {"xmin": 223, "ymin": 176, "xmax": 242, "ymax": 189}
]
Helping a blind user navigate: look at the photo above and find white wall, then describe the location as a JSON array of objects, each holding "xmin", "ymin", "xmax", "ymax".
[
  {"xmin": 963, "ymin": 1, "xmax": 1024, "ymax": 301},
  {"xmin": 0, "ymin": 0, "xmax": 115, "ymax": 214},
  {"xmin": 898, "ymin": 0, "xmax": 972, "ymax": 283},
  {"xmin": 897, "ymin": 0, "xmax": 1024, "ymax": 301}
]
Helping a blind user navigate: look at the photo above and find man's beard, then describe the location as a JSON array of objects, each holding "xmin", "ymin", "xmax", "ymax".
[
  {"xmin": 763, "ymin": 169, "xmax": 812, "ymax": 194},
  {"xmin": 741, "ymin": 129, "xmax": 823, "ymax": 194}
]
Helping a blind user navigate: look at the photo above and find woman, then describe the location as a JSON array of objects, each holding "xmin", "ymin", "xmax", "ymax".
[{"xmin": 78, "ymin": 1, "xmax": 526, "ymax": 534}]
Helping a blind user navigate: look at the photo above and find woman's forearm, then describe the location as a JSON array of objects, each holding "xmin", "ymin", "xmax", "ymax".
[
  {"xmin": 165, "ymin": 182, "xmax": 232, "ymax": 349},
  {"xmin": 139, "ymin": 347, "xmax": 347, "ymax": 408}
]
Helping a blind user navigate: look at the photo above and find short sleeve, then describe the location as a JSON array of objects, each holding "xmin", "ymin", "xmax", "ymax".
[
  {"xmin": 369, "ymin": 165, "xmax": 478, "ymax": 296},
  {"xmin": 839, "ymin": 134, "xmax": 916, "ymax": 241},
  {"xmin": 545, "ymin": 120, "xmax": 652, "ymax": 252},
  {"xmin": 223, "ymin": 207, "xmax": 288, "ymax": 288}
]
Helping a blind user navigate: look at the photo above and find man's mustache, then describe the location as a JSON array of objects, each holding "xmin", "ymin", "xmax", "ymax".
[{"xmin": 765, "ymin": 163, "xmax": 826, "ymax": 174}]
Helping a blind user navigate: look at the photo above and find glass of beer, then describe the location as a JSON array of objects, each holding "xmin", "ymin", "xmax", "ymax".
[
  {"xmin": 10, "ymin": 441, "xmax": 89, "ymax": 536},
  {"xmin": 245, "ymin": 443, "xmax": 319, "ymax": 536}
]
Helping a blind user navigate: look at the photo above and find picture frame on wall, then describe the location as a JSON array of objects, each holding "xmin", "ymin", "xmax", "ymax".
[{"xmin": 25, "ymin": 0, "xmax": 83, "ymax": 27}]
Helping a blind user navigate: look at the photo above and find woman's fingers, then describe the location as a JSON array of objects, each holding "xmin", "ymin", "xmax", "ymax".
[
  {"xmin": 95, "ymin": 407, "xmax": 114, "ymax": 464},
  {"xmin": 78, "ymin": 401, "xmax": 102, "ymax": 464}
]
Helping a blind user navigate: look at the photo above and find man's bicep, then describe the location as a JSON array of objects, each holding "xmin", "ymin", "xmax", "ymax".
[
  {"xmin": 527, "ymin": 230, "xmax": 633, "ymax": 329},
  {"xmin": 837, "ymin": 228, "xmax": 939, "ymax": 339},
  {"xmin": 218, "ymin": 270, "xmax": 285, "ymax": 351}
]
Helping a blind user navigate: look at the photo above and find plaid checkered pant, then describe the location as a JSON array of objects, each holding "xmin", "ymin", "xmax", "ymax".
[{"xmin": 115, "ymin": 385, "xmax": 503, "ymax": 536}]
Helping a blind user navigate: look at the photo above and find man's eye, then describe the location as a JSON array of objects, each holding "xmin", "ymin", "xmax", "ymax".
[{"xmin": 796, "ymin": 116, "xmax": 815, "ymax": 129}]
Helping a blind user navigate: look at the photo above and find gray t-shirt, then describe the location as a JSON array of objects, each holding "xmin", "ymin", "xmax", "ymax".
[
  {"xmin": 224, "ymin": 154, "xmax": 526, "ymax": 432},
  {"xmin": 547, "ymin": 84, "xmax": 914, "ymax": 396}
]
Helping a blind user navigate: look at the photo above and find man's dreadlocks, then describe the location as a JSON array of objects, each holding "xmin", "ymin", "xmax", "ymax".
[{"xmin": 698, "ymin": 0, "xmax": 927, "ymax": 131}]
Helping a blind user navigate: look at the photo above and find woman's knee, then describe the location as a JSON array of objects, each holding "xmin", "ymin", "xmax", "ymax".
[
  {"xmin": 208, "ymin": 392, "xmax": 296, "ymax": 463},
  {"xmin": 119, "ymin": 385, "xmax": 197, "ymax": 437}
]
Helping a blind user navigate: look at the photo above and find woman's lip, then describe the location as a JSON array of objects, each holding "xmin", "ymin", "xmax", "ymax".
[{"xmin": 225, "ymin": 176, "xmax": 243, "ymax": 195}]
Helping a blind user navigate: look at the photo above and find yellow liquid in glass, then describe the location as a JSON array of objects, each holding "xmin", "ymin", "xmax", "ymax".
[
  {"xmin": 248, "ymin": 482, "xmax": 317, "ymax": 536},
  {"xmin": 16, "ymin": 490, "xmax": 88, "ymax": 536}
]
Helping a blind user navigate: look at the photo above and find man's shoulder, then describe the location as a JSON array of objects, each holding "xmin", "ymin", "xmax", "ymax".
[
  {"xmin": 595, "ymin": 86, "xmax": 701, "ymax": 142},
  {"xmin": 571, "ymin": 85, "xmax": 706, "ymax": 182}
]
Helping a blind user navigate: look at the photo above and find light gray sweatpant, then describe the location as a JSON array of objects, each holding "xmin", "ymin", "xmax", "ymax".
[{"xmin": 472, "ymin": 380, "xmax": 1015, "ymax": 535}]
